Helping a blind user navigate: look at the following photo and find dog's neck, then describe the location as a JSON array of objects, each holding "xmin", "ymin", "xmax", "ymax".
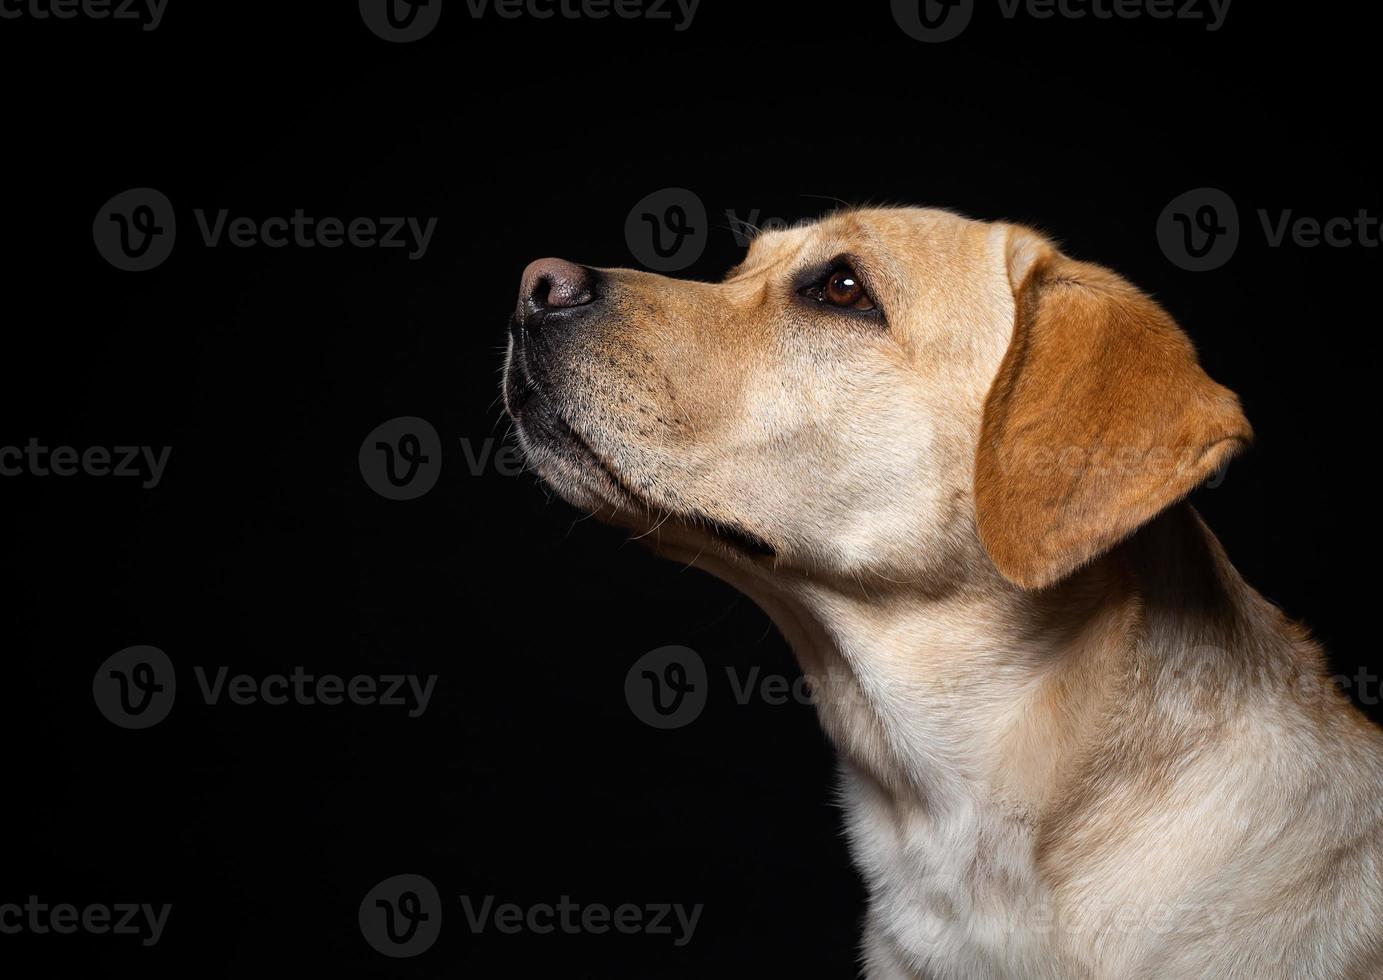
[
  {"xmin": 748, "ymin": 555, "xmax": 1131, "ymax": 825},
  {"xmin": 711, "ymin": 503, "xmax": 1289, "ymax": 835},
  {"xmin": 665, "ymin": 504, "xmax": 1373, "ymax": 974}
]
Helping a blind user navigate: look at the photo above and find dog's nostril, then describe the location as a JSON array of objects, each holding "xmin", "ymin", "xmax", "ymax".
[
  {"xmin": 530, "ymin": 275, "xmax": 554, "ymax": 309},
  {"xmin": 519, "ymin": 257, "xmax": 596, "ymax": 327}
]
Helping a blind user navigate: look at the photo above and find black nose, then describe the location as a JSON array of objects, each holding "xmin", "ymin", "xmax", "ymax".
[{"xmin": 517, "ymin": 257, "xmax": 596, "ymax": 329}]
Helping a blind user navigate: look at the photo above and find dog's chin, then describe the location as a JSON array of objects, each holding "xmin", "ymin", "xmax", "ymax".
[
  {"xmin": 526, "ymin": 422, "xmax": 635, "ymax": 516},
  {"xmin": 506, "ymin": 404, "xmax": 630, "ymax": 519},
  {"xmin": 504, "ymin": 360, "xmax": 776, "ymax": 561},
  {"xmin": 514, "ymin": 414, "xmax": 776, "ymax": 561}
]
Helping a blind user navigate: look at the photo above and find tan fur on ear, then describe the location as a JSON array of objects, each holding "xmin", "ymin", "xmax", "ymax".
[{"xmin": 975, "ymin": 227, "xmax": 1252, "ymax": 590}]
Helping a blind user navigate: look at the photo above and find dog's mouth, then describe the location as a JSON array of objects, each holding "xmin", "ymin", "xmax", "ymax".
[{"xmin": 503, "ymin": 331, "xmax": 776, "ymax": 561}]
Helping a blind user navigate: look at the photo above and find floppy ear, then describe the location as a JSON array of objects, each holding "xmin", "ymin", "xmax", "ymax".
[{"xmin": 974, "ymin": 226, "xmax": 1252, "ymax": 590}]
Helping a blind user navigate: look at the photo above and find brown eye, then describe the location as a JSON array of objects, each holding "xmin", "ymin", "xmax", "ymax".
[
  {"xmin": 812, "ymin": 265, "xmax": 876, "ymax": 311},
  {"xmin": 825, "ymin": 269, "xmax": 862, "ymax": 305}
]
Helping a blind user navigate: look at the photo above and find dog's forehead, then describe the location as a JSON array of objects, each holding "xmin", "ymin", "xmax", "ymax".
[{"xmin": 734, "ymin": 208, "xmax": 991, "ymax": 280}]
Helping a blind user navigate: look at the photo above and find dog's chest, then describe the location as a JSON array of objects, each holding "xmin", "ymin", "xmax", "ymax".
[{"xmin": 842, "ymin": 771, "xmax": 1071, "ymax": 980}]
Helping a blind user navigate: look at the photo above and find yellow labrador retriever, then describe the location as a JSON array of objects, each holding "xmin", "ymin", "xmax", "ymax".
[{"xmin": 502, "ymin": 207, "xmax": 1383, "ymax": 979}]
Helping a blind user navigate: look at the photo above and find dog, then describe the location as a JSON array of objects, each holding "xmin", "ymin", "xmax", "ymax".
[{"xmin": 502, "ymin": 207, "xmax": 1383, "ymax": 978}]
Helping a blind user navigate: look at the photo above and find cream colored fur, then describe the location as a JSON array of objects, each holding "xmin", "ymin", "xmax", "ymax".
[{"xmin": 504, "ymin": 208, "xmax": 1383, "ymax": 978}]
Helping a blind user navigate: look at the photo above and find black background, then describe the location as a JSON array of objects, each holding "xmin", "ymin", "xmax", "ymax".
[{"xmin": 2, "ymin": 0, "xmax": 1380, "ymax": 975}]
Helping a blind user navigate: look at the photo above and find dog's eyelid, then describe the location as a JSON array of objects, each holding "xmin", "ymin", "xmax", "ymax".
[
  {"xmin": 793, "ymin": 253, "xmax": 860, "ymax": 289},
  {"xmin": 789, "ymin": 253, "xmax": 886, "ymax": 321}
]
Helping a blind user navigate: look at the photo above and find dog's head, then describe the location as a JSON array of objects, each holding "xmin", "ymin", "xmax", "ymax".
[{"xmin": 503, "ymin": 208, "xmax": 1249, "ymax": 592}]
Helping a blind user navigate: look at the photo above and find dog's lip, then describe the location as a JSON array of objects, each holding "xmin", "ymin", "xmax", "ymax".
[
  {"xmin": 504, "ymin": 369, "xmax": 535, "ymax": 417},
  {"xmin": 504, "ymin": 324, "xmax": 549, "ymax": 417}
]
